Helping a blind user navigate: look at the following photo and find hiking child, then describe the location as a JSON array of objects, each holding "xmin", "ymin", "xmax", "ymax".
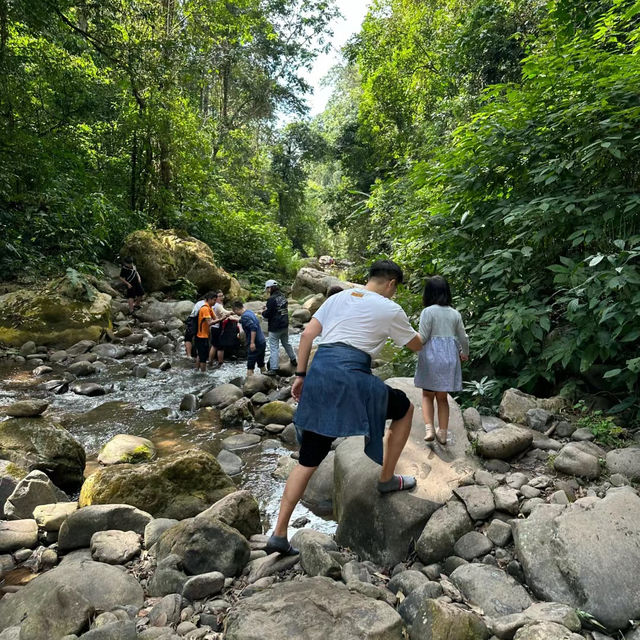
[
  {"xmin": 414, "ymin": 275, "xmax": 469, "ymax": 445},
  {"xmin": 119, "ymin": 256, "xmax": 144, "ymax": 314},
  {"xmin": 265, "ymin": 260, "xmax": 424, "ymax": 555},
  {"xmin": 194, "ymin": 292, "xmax": 217, "ymax": 372},
  {"xmin": 232, "ymin": 300, "xmax": 266, "ymax": 376}
]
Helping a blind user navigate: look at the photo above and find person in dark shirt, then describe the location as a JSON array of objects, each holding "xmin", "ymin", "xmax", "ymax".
[
  {"xmin": 119, "ymin": 256, "xmax": 144, "ymax": 314},
  {"xmin": 262, "ymin": 279, "xmax": 297, "ymax": 375},
  {"xmin": 232, "ymin": 300, "xmax": 267, "ymax": 376}
]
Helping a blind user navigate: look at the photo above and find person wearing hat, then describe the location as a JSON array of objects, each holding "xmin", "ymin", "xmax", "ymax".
[{"xmin": 262, "ymin": 279, "xmax": 297, "ymax": 375}]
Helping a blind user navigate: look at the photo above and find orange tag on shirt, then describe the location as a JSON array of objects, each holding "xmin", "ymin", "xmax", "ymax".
[{"xmin": 350, "ymin": 292, "xmax": 364, "ymax": 298}]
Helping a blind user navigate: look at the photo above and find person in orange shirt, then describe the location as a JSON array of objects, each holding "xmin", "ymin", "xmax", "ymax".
[{"xmin": 195, "ymin": 292, "xmax": 217, "ymax": 372}]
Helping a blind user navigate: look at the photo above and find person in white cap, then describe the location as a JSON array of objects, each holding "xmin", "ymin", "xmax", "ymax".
[{"xmin": 262, "ymin": 279, "xmax": 297, "ymax": 375}]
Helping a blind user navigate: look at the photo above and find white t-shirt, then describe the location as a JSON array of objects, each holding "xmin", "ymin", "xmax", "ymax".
[
  {"xmin": 212, "ymin": 302, "xmax": 225, "ymax": 328},
  {"xmin": 189, "ymin": 300, "xmax": 206, "ymax": 317},
  {"xmin": 313, "ymin": 288, "xmax": 417, "ymax": 357}
]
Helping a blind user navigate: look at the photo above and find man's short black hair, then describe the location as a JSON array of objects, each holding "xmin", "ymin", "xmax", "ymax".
[
  {"xmin": 204, "ymin": 291, "xmax": 217, "ymax": 301},
  {"xmin": 123, "ymin": 256, "xmax": 134, "ymax": 265},
  {"xmin": 231, "ymin": 299, "xmax": 244, "ymax": 310},
  {"xmin": 422, "ymin": 275, "xmax": 452, "ymax": 307},
  {"xmin": 368, "ymin": 260, "xmax": 404, "ymax": 285},
  {"xmin": 327, "ymin": 285, "xmax": 343, "ymax": 297}
]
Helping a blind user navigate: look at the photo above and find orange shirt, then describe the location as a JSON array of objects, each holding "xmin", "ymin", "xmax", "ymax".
[{"xmin": 197, "ymin": 303, "xmax": 215, "ymax": 338}]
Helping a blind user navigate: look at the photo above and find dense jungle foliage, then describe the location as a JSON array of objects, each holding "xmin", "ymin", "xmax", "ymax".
[{"xmin": 1, "ymin": 0, "xmax": 639, "ymax": 418}]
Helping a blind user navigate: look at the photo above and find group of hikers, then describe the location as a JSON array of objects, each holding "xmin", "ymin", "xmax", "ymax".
[{"xmin": 120, "ymin": 256, "xmax": 469, "ymax": 557}]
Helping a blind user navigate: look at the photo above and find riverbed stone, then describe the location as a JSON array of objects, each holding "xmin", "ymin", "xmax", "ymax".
[
  {"xmin": 416, "ymin": 498, "xmax": 474, "ymax": 564},
  {"xmin": 147, "ymin": 554, "xmax": 188, "ymax": 597},
  {"xmin": 255, "ymin": 401, "xmax": 295, "ymax": 426},
  {"xmin": 487, "ymin": 519, "xmax": 512, "ymax": 547},
  {"xmin": 605, "ymin": 447, "xmax": 640, "ymax": 481},
  {"xmin": 451, "ymin": 563, "xmax": 532, "ymax": 618},
  {"xmin": 182, "ymin": 571, "xmax": 225, "ymax": 601},
  {"xmin": 462, "ymin": 407, "xmax": 483, "ymax": 431},
  {"xmin": 200, "ymin": 384, "xmax": 243, "ymax": 409},
  {"xmin": 6, "ymin": 399, "xmax": 49, "ymax": 418},
  {"xmin": 144, "ymin": 518, "xmax": 178, "ymax": 549},
  {"xmin": 242, "ymin": 374, "xmax": 276, "ymax": 396},
  {"xmin": 78, "ymin": 448, "xmax": 235, "ymax": 519},
  {"xmin": 552, "ymin": 441, "xmax": 603, "ymax": 479},
  {"xmin": 388, "ymin": 570, "xmax": 429, "ymax": 596},
  {"xmin": 0, "ymin": 460, "xmax": 26, "ymax": 514},
  {"xmin": 225, "ymin": 576, "xmax": 403, "ymax": 640},
  {"xmin": 217, "ymin": 449, "xmax": 242, "ymax": 476},
  {"xmin": 513, "ymin": 487, "xmax": 640, "ymax": 629},
  {"xmin": 245, "ymin": 552, "xmax": 300, "ymax": 584},
  {"xmin": 475, "ymin": 426, "xmax": 533, "ymax": 460},
  {"xmin": 0, "ymin": 518, "xmax": 38, "ymax": 552},
  {"xmin": 454, "ymin": 531, "xmax": 493, "ymax": 560},
  {"xmin": 69, "ymin": 382, "xmax": 106, "ymax": 396},
  {"xmin": 148, "ymin": 593, "xmax": 182, "ymax": 627},
  {"xmin": 0, "ymin": 417, "xmax": 86, "ymax": 490},
  {"xmin": 525, "ymin": 409, "xmax": 553, "ymax": 432},
  {"xmin": 67, "ymin": 339, "xmax": 96, "ymax": 356},
  {"xmin": 493, "ymin": 486, "xmax": 520, "ymax": 515},
  {"xmin": 97, "ymin": 434, "xmax": 156, "ymax": 465},
  {"xmin": 222, "ymin": 433, "xmax": 261, "ymax": 450},
  {"xmin": 513, "ymin": 622, "xmax": 583, "ymax": 640},
  {"xmin": 91, "ymin": 344, "xmax": 127, "ymax": 359},
  {"xmin": 156, "ymin": 514, "xmax": 250, "ymax": 577},
  {"xmin": 0, "ymin": 557, "xmax": 143, "ymax": 637},
  {"xmin": 410, "ymin": 598, "xmax": 490, "ymax": 640},
  {"xmin": 303, "ymin": 451, "xmax": 334, "ymax": 513},
  {"xmin": 67, "ymin": 360, "xmax": 97, "ymax": 376},
  {"xmin": 4, "ymin": 469, "xmax": 68, "ymax": 519},
  {"xmin": 220, "ymin": 397, "xmax": 254, "ymax": 428},
  {"xmin": 454, "ymin": 485, "xmax": 495, "ymax": 520},
  {"xmin": 33, "ymin": 501, "xmax": 78, "ymax": 531},
  {"xmin": 90, "ymin": 530, "xmax": 141, "ymax": 564},
  {"xmin": 196, "ymin": 490, "xmax": 261, "ymax": 539},
  {"xmin": 80, "ymin": 621, "xmax": 137, "ymax": 640},
  {"xmin": 499, "ymin": 389, "xmax": 566, "ymax": 425},
  {"xmin": 57, "ymin": 504, "xmax": 151, "ymax": 551}
]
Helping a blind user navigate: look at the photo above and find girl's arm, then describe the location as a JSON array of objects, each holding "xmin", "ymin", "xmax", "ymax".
[
  {"xmin": 456, "ymin": 313, "xmax": 469, "ymax": 357},
  {"xmin": 418, "ymin": 309, "xmax": 432, "ymax": 344}
]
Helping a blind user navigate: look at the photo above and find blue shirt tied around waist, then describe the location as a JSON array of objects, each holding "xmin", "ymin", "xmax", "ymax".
[{"xmin": 294, "ymin": 342, "xmax": 389, "ymax": 465}]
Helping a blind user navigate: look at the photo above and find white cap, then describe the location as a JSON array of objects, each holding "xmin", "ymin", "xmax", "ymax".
[{"xmin": 264, "ymin": 279, "xmax": 278, "ymax": 290}]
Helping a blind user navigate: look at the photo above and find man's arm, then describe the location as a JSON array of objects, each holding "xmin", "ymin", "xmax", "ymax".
[
  {"xmin": 249, "ymin": 330, "xmax": 257, "ymax": 351},
  {"xmin": 405, "ymin": 334, "xmax": 424, "ymax": 353},
  {"xmin": 262, "ymin": 297, "xmax": 275, "ymax": 319},
  {"xmin": 291, "ymin": 318, "xmax": 323, "ymax": 400}
]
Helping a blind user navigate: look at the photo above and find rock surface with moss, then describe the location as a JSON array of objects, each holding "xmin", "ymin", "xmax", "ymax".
[
  {"xmin": 120, "ymin": 228, "xmax": 246, "ymax": 296},
  {"xmin": 0, "ymin": 418, "xmax": 86, "ymax": 490},
  {"xmin": 255, "ymin": 400, "xmax": 295, "ymax": 426},
  {"xmin": 0, "ymin": 273, "xmax": 111, "ymax": 348},
  {"xmin": 79, "ymin": 448, "xmax": 236, "ymax": 519},
  {"xmin": 97, "ymin": 434, "xmax": 156, "ymax": 465}
]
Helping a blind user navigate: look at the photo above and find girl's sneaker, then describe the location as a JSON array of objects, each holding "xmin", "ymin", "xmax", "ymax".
[
  {"xmin": 424, "ymin": 424, "xmax": 435, "ymax": 442},
  {"xmin": 436, "ymin": 428, "xmax": 448, "ymax": 445}
]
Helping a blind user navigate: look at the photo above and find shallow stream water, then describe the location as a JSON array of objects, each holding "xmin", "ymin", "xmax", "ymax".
[{"xmin": 0, "ymin": 333, "xmax": 336, "ymax": 537}]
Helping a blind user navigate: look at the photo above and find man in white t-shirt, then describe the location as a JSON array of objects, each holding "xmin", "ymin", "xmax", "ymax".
[{"xmin": 265, "ymin": 260, "xmax": 424, "ymax": 555}]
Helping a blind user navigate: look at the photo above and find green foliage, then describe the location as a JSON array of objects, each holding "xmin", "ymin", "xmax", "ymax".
[
  {"xmin": 574, "ymin": 401, "xmax": 626, "ymax": 448},
  {"xmin": 459, "ymin": 377, "xmax": 503, "ymax": 414},
  {"xmin": 170, "ymin": 278, "xmax": 198, "ymax": 301}
]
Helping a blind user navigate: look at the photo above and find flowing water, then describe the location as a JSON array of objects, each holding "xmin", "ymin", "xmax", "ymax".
[{"xmin": 0, "ymin": 333, "xmax": 336, "ymax": 537}]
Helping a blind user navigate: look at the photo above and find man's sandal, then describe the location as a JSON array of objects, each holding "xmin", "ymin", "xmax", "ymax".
[
  {"xmin": 265, "ymin": 535, "xmax": 299, "ymax": 556},
  {"xmin": 377, "ymin": 474, "xmax": 417, "ymax": 493}
]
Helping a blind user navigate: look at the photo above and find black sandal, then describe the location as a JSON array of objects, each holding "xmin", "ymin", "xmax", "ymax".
[{"xmin": 265, "ymin": 535, "xmax": 299, "ymax": 556}]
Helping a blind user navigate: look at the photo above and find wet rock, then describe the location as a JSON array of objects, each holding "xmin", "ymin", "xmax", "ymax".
[
  {"xmin": 67, "ymin": 340, "xmax": 96, "ymax": 356},
  {"xmin": 450, "ymin": 563, "xmax": 532, "ymax": 617},
  {"xmin": 246, "ymin": 552, "xmax": 300, "ymax": 584},
  {"xmin": 155, "ymin": 514, "xmax": 250, "ymax": 577},
  {"xmin": 487, "ymin": 519, "xmax": 512, "ymax": 547},
  {"xmin": 489, "ymin": 602, "xmax": 581, "ymax": 639},
  {"xmin": 81, "ymin": 621, "xmax": 137, "ymax": 640},
  {"xmin": 453, "ymin": 531, "xmax": 493, "ymax": 560},
  {"xmin": 217, "ymin": 449, "xmax": 242, "ymax": 476},
  {"xmin": 454, "ymin": 485, "xmax": 495, "ymax": 520},
  {"xmin": 272, "ymin": 455, "xmax": 297, "ymax": 480},
  {"xmin": 242, "ymin": 374, "xmax": 276, "ymax": 396},
  {"xmin": 32, "ymin": 365, "xmax": 53, "ymax": 376},
  {"xmin": 552, "ymin": 441, "xmax": 603, "ymax": 479},
  {"xmin": 148, "ymin": 593, "xmax": 182, "ymax": 627},
  {"xmin": 147, "ymin": 554, "xmax": 188, "ymax": 597},
  {"xmin": 493, "ymin": 486, "xmax": 520, "ymax": 515},
  {"xmin": 264, "ymin": 422, "xmax": 285, "ymax": 434},
  {"xmin": 475, "ymin": 426, "xmax": 533, "ymax": 460},
  {"xmin": 0, "ymin": 519, "xmax": 38, "ymax": 552},
  {"xmin": 68, "ymin": 360, "xmax": 97, "ymax": 377},
  {"xmin": 554, "ymin": 421, "xmax": 576, "ymax": 438},
  {"xmin": 410, "ymin": 598, "xmax": 490, "ymax": 640},
  {"xmin": 196, "ymin": 490, "xmax": 261, "ymax": 540},
  {"xmin": 91, "ymin": 344, "xmax": 127, "ymax": 359},
  {"xmin": 97, "ymin": 434, "xmax": 156, "ymax": 465},
  {"xmin": 220, "ymin": 397, "xmax": 254, "ymax": 428},
  {"xmin": 132, "ymin": 364, "xmax": 148, "ymax": 378},
  {"xmin": 57, "ymin": 504, "xmax": 152, "ymax": 552},
  {"xmin": 78, "ymin": 448, "xmax": 235, "ymax": 519},
  {"xmin": 33, "ymin": 502, "xmax": 78, "ymax": 532},
  {"xmin": 416, "ymin": 498, "xmax": 474, "ymax": 564},
  {"xmin": 513, "ymin": 487, "xmax": 640, "ymax": 629},
  {"xmin": 525, "ymin": 409, "xmax": 553, "ymax": 432},
  {"xmin": 225, "ymin": 576, "xmax": 403, "ymax": 640},
  {"xmin": 570, "ymin": 427, "xmax": 594, "ymax": 441},
  {"xmin": 144, "ymin": 518, "xmax": 178, "ymax": 549},
  {"xmin": 513, "ymin": 622, "xmax": 583, "ymax": 640},
  {"xmin": 179, "ymin": 394, "xmax": 198, "ymax": 412},
  {"xmin": 4, "ymin": 469, "xmax": 68, "ymax": 519},
  {"xmin": 303, "ymin": 450, "xmax": 334, "ymax": 514},
  {"xmin": 69, "ymin": 382, "xmax": 106, "ymax": 396},
  {"xmin": 182, "ymin": 571, "xmax": 225, "ymax": 601},
  {"xmin": 147, "ymin": 335, "xmax": 169, "ymax": 350},
  {"xmin": 0, "ymin": 418, "xmax": 86, "ymax": 490},
  {"xmin": 462, "ymin": 407, "xmax": 483, "ymax": 431},
  {"xmin": 255, "ymin": 401, "xmax": 295, "ymax": 426},
  {"xmin": 222, "ymin": 433, "xmax": 261, "ymax": 451},
  {"xmin": 605, "ymin": 447, "xmax": 640, "ymax": 481},
  {"xmin": 90, "ymin": 530, "xmax": 141, "ymax": 564},
  {"xmin": 499, "ymin": 389, "xmax": 566, "ymax": 424},
  {"xmin": 6, "ymin": 399, "xmax": 49, "ymax": 418}
]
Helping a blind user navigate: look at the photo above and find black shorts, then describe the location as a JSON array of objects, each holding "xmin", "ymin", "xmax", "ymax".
[
  {"xmin": 127, "ymin": 282, "xmax": 145, "ymax": 299},
  {"xmin": 298, "ymin": 385, "xmax": 411, "ymax": 467},
  {"xmin": 210, "ymin": 326, "xmax": 221, "ymax": 348},
  {"xmin": 194, "ymin": 336, "xmax": 210, "ymax": 362}
]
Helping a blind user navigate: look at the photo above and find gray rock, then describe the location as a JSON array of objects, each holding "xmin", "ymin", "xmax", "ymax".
[
  {"xmin": 149, "ymin": 594, "xmax": 182, "ymax": 627},
  {"xmin": 254, "ymin": 401, "xmax": 295, "ymax": 426},
  {"xmin": 20, "ymin": 341, "xmax": 37, "ymax": 356},
  {"xmin": 6, "ymin": 399, "xmax": 49, "ymax": 418},
  {"xmin": 299, "ymin": 542, "xmax": 342, "ymax": 579},
  {"xmin": 97, "ymin": 434, "xmax": 156, "ymax": 465},
  {"xmin": 291, "ymin": 528, "xmax": 337, "ymax": 555},
  {"xmin": 144, "ymin": 518, "xmax": 178, "ymax": 549},
  {"xmin": 250, "ymin": 392, "xmax": 269, "ymax": 405},
  {"xmin": 549, "ymin": 490, "xmax": 570, "ymax": 505},
  {"xmin": 609, "ymin": 472, "xmax": 629, "ymax": 487},
  {"xmin": 182, "ymin": 571, "xmax": 225, "ymax": 600},
  {"xmin": 499, "ymin": 389, "xmax": 565, "ymax": 424},
  {"xmin": 69, "ymin": 382, "xmax": 106, "ymax": 396},
  {"xmin": 341, "ymin": 560, "xmax": 370, "ymax": 584},
  {"xmin": 221, "ymin": 432, "xmax": 261, "ymax": 451},
  {"xmin": 525, "ymin": 409, "xmax": 553, "ymax": 432},
  {"xmin": 58, "ymin": 504, "xmax": 153, "ymax": 552},
  {"xmin": 454, "ymin": 531, "xmax": 494, "ymax": 560},
  {"xmin": 475, "ymin": 426, "xmax": 533, "ymax": 460},
  {"xmin": 0, "ymin": 628, "xmax": 21, "ymax": 640},
  {"xmin": 387, "ymin": 570, "xmax": 428, "ymax": 596},
  {"xmin": 279, "ymin": 423, "xmax": 297, "ymax": 446},
  {"xmin": 220, "ymin": 398, "xmax": 255, "ymax": 429},
  {"xmin": 474, "ymin": 469, "xmax": 500, "ymax": 488},
  {"xmin": 68, "ymin": 360, "xmax": 96, "ymax": 377},
  {"xmin": 245, "ymin": 552, "xmax": 300, "ymax": 584},
  {"xmin": 520, "ymin": 485, "xmax": 541, "ymax": 499},
  {"xmin": 0, "ymin": 460, "xmax": 26, "ymax": 515},
  {"xmin": 196, "ymin": 490, "xmax": 261, "ymax": 540},
  {"xmin": 513, "ymin": 622, "xmax": 583, "ymax": 640},
  {"xmin": 482, "ymin": 415, "xmax": 508, "ymax": 432},
  {"xmin": 454, "ymin": 485, "xmax": 495, "ymax": 520},
  {"xmin": 485, "ymin": 459, "xmax": 511, "ymax": 473},
  {"xmin": 0, "ymin": 519, "xmax": 38, "ymax": 552},
  {"xmin": 606, "ymin": 447, "xmax": 640, "ymax": 481},
  {"xmin": 242, "ymin": 374, "xmax": 277, "ymax": 396},
  {"xmin": 416, "ymin": 498, "xmax": 474, "ymax": 564},
  {"xmin": 66, "ymin": 339, "xmax": 96, "ymax": 356},
  {"xmin": 397, "ymin": 582, "xmax": 444, "ymax": 626},
  {"xmin": 571, "ymin": 427, "xmax": 595, "ymax": 441},
  {"xmin": 272, "ymin": 455, "xmax": 297, "ymax": 480},
  {"xmin": 33, "ymin": 502, "xmax": 78, "ymax": 531},
  {"xmin": 91, "ymin": 344, "xmax": 127, "ymax": 359},
  {"xmin": 224, "ymin": 576, "xmax": 403, "ymax": 639},
  {"xmin": 553, "ymin": 441, "xmax": 603, "ymax": 479},
  {"xmin": 148, "ymin": 555, "xmax": 188, "ymax": 597},
  {"xmin": 410, "ymin": 598, "xmax": 490, "ymax": 640},
  {"xmin": 200, "ymin": 384, "xmax": 243, "ymax": 409},
  {"xmin": 147, "ymin": 335, "xmax": 169, "ymax": 350},
  {"xmin": 462, "ymin": 407, "xmax": 483, "ymax": 431},
  {"xmin": 155, "ymin": 514, "xmax": 250, "ymax": 577},
  {"xmin": 493, "ymin": 486, "xmax": 519, "ymax": 515},
  {"xmin": 90, "ymin": 530, "xmax": 141, "ymax": 564},
  {"xmin": 506, "ymin": 472, "xmax": 529, "ymax": 489},
  {"xmin": 179, "ymin": 394, "xmax": 198, "ymax": 412},
  {"xmin": 4, "ymin": 469, "xmax": 68, "ymax": 520},
  {"xmin": 554, "ymin": 421, "xmax": 576, "ymax": 438},
  {"xmin": 487, "ymin": 519, "xmax": 512, "ymax": 547},
  {"xmin": 513, "ymin": 488, "xmax": 640, "ymax": 629},
  {"xmin": 303, "ymin": 451, "xmax": 334, "ymax": 514},
  {"xmin": 450, "ymin": 563, "xmax": 532, "ymax": 617},
  {"xmin": 216, "ymin": 449, "xmax": 242, "ymax": 476},
  {"xmin": 80, "ymin": 621, "xmax": 137, "ymax": 640}
]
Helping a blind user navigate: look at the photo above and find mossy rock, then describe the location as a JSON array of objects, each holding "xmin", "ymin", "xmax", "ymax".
[
  {"xmin": 0, "ymin": 418, "xmax": 86, "ymax": 490},
  {"xmin": 410, "ymin": 598, "xmax": 490, "ymax": 640},
  {"xmin": 120, "ymin": 228, "xmax": 246, "ymax": 296},
  {"xmin": 0, "ymin": 275, "xmax": 111, "ymax": 348},
  {"xmin": 79, "ymin": 448, "xmax": 236, "ymax": 519},
  {"xmin": 255, "ymin": 401, "xmax": 295, "ymax": 426},
  {"xmin": 97, "ymin": 434, "xmax": 157, "ymax": 466}
]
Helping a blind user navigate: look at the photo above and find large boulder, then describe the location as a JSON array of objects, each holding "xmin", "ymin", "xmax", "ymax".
[
  {"xmin": 225, "ymin": 576, "xmax": 403, "ymax": 640},
  {"xmin": 552, "ymin": 441, "xmax": 603, "ymax": 479},
  {"xmin": 474, "ymin": 426, "xmax": 533, "ymax": 460},
  {"xmin": 97, "ymin": 434, "xmax": 156, "ymax": 465},
  {"xmin": 499, "ymin": 389, "xmax": 567, "ymax": 425},
  {"xmin": 6, "ymin": 399, "xmax": 49, "ymax": 418},
  {"xmin": 135, "ymin": 300, "xmax": 194, "ymax": 322},
  {"xmin": 291, "ymin": 267, "xmax": 358, "ymax": 299},
  {"xmin": 0, "ymin": 417, "xmax": 86, "ymax": 490},
  {"xmin": 255, "ymin": 401, "xmax": 295, "ymax": 426},
  {"xmin": 0, "ymin": 556, "xmax": 144, "ymax": 639},
  {"xmin": 120, "ymin": 229, "xmax": 244, "ymax": 295},
  {"xmin": 78, "ymin": 448, "xmax": 235, "ymax": 519},
  {"xmin": 410, "ymin": 598, "xmax": 490, "ymax": 640},
  {"xmin": 0, "ymin": 460, "xmax": 27, "ymax": 514},
  {"xmin": 513, "ymin": 487, "xmax": 640, "ymax": 629},
  {"xmin": 0, "ymin": 275, "xmax": 111, "ymax": 348},
  {"xmin": 200, "ymin": 383, "xmax": 243, "ymax": 409},
  {"xmin": 196, "ymin": 490, "xmax": 261, "ymax": 539},
  {"xmin": 155, "ymin": 514, "xmax": 250, "ymax": 577},
  {"xmin": 4, "ymin": 469, "xmax": 68, "ymax": 520}
]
